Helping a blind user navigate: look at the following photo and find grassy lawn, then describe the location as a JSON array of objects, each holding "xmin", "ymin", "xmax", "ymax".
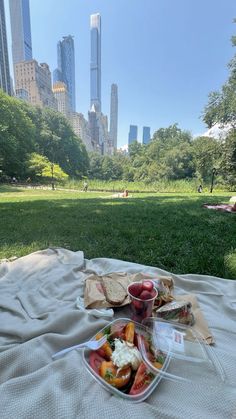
[{"xmin": 0, "ymin": 186, "xmax": 235, "ymax": 279}]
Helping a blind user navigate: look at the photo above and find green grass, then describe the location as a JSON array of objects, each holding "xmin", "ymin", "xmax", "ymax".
[{"xmin": 0, "ymin": 186, "xmax": 235, "ymax": 279}]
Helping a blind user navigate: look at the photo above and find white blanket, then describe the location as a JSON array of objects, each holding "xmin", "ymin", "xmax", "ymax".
[{"xmin": 0, "ymin": 248, "xmax": 235, "ymax": 418}]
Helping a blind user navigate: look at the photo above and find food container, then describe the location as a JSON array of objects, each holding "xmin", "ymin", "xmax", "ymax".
[
  {"xmin": 127, "ymin": 282, "xmax": 158, "ymax": 322},
  {"xmin": 155, "ymin": 300, "xmax": 195, "ymax": 326},
  {"xmin": 82, "ymin": 317, "xmax": 225, "ymax": 403}
]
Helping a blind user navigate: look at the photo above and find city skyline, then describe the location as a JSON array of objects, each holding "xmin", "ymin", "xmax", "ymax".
[{"xmin": 4, "ymin": 0, "xmax": 236, "ymax": 147}]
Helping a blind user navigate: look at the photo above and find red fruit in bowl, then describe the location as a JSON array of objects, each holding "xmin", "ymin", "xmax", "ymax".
[
  {"xmin": 142, "ymin": 280, "xmax": 154, "ymax": 292},
  {"xmin": 132, "ymin": 299, "xmax": 144, "ymax": 311},
  {"xmin": 139, "ymin": 290, "xmax": 153, "ymax": 300},
  {"xmin": 128, "ymin": 283, "xmax": 143, "ymax": 297}
]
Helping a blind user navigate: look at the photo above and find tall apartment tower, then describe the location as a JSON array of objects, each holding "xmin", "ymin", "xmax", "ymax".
[
  {"xmin": 90, "ymin": 13, "xmax": 101, "ymax": 112},
  {"xmin": 128, "ymin": 125, "xmax": 138, "ymax": 145},
  {"xmin": 142, "ymin": 126, "xmax": 151, "ymax": 144},
  {"xmin": 9, "ymin": 0, "xmax": 32, "ymax": 67},
  {"xmin": 54, "ymin": 35, "xmax": 76, "ymax": 112},
  {"xmin": 109, "ymin": 83, "xmax": 118, "ymax": 150},
  {"xmin": 0, "ymin": 0, "xmax": 11, "ymax": 95}
]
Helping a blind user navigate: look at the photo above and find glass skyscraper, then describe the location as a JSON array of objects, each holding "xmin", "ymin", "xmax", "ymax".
[
  {"xmin": 0, "ymin": 0, "xmax": 11, "ymax": 95},
  {"xmin": 90, "ymin": 13, "xmax": 101, "ymax": 112},
  {"xmin": 55, "ymin": 35, "xmax": 76, "ymax": 112},
  {"xmin": 142, "ymin": 126, "xmax": 151, "ymax": 144},
  {"xmin": 109, "ymin": 83, "xmax": 118, "ymax": 150},
  {"xmin": 9, "ymin": 0, "xmax": 32, "ymax": 66},
  {"xmin": 128, "ymin": 125, "xmax": 138, "ymax": 145}
]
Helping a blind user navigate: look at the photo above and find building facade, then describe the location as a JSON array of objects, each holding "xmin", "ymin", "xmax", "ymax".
[
  {"xmin": 70, "ymin": 112, "xmax": 93, "ymax": 152},
  {"xmin": 109, "ymin": 83, "xmax": 118, "ymax": 151},
  {"xmin": 52, "ymin": 81, "xmax": 69, "ymax": 117},
  {"xmin": 142, "ymin": 126, "xmax": 151, "ymax": 144},
  {"xmin": 88, "ymin": 105, "xmax": 110, "ymax": 154},
  {"xmin": 9, "ymin": 0, "xmax": 32, "ymax": 68},
  {"xmin": 90, "ymin": 13, "xmax": 101, "ymax": 112},
  {"xmin": 128, "ymin": 125, "xmax": 138, "ymax": 145},
  {"xmin": 15, "ymin": 87, "xmax": 29, "ymax": 101},
  {"xmin": 88, "ymin": 105, "xmax": 101, "ymax": 152},
  {"xmin": 15, "ymin": 59, "xmax": 57, "ymax": 109},
  {"xmin": 54, "ymin": 35, "xmax": 75, "ymax": 112},
  {"xmin": 0, "ymin": 0, "xmax": 11, "ymax": 95}
]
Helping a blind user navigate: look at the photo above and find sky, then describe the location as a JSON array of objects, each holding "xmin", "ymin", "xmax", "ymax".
[{"xmin": 4, "ymin": 0, "xmax": 236, "ymax": 148}]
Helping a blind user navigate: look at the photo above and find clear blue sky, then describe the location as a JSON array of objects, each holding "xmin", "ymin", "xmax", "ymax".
[{"xmin": 5, "ymin": 0, "xmax": 236, "ymax": 147}]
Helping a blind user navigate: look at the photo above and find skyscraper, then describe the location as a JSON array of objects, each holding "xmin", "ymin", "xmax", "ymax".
[
  {"xmin": 54, "ymin": 35, "xmax": 76, "ymax": 112},
  {"xmin": 109, "ymin": 83, "xmax": 118, "ymax": 150},
  {"xmin": 142, "ymin": 126, "xmax": 151, "ymax": 144},
  {"xmin": 0, "ymin": 0, "xmax": 11, "ymax": 95},
  {"xmin": 90, "ymin": 13, "xmax": 101, "ymax": 112},
  {"xmin": 128, "ymin": 125, "xmax": 138, "ymax": 145},
  {"xmin": 9, "ymin": 0, "xmax": 32, "ymax": 66}
]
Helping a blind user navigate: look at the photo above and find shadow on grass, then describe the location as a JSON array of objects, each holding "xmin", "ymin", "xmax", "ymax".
[
  {"xmin": 0, "ymin": 185, "xmax": 22, "ymax": 193},
  {"xmin": 0, "ymin": 194, "xmax": 235, "ymax": 278}
]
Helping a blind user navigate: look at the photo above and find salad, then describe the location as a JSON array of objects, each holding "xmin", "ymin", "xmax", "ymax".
[{"xmin": 88, "ymin": 320, "xmax": 166, "ymax": 395}]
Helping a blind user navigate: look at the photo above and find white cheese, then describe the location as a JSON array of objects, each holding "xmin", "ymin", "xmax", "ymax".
[{"xmin": 111, "ymin": 339, "xmax": 142, "ymax": 370}]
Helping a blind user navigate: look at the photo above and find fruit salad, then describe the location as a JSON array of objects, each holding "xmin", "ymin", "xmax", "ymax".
[{"xmin": 87, "ymin": 320, "xmax": 166, "ymax": 396}]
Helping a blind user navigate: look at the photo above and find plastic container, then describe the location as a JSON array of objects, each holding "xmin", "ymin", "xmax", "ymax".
[
  {"xmin": 82, "ymin": 317, "xmax": 225, "ymax": 403},
  {"xmin": 127, "ymin": 282, "xmax": 158, "ymax": 322}
]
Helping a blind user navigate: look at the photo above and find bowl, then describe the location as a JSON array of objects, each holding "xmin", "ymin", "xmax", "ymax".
[
  {"xmin": 82, "ymin": 317, "xmax": 169, "ymax": 403},
  {"xmin": 82, "ymin": 317, "xmax": 226, "ymax": 402}
]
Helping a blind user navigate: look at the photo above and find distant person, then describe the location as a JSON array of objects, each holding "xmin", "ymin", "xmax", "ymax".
[
  {"xmin": 26, "ymin": 177, "xmax": 31, "ymax": 183},
  {"xmin": 123, "ymin": 189, "xmax": 128, "ymax": 197},
  {"xmin": 12, "ymin": 177, "xmax": 17, "ymax": 184},
  {"xmin": 83, "ymin": 181, "xmax": 88, "ymax": 192},
  {"xmin": 197, "ymin": 184, "xmax": 203, "ymax": 193}
]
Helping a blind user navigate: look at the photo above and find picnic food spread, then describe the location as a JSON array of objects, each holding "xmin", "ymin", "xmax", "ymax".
[{"xmin": 86, "ymin": 320, "xmax": 166, "ymax": 397}]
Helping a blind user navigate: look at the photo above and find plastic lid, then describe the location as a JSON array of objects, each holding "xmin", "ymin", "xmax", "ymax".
[{"xmin": 138, "ymin": 318, "xmax": 226, "ymax": 385}]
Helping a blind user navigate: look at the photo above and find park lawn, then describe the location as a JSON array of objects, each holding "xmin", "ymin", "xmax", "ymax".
[{"xmin": 0, "ymin": 186, "xmax": 235, "ymax": 279}]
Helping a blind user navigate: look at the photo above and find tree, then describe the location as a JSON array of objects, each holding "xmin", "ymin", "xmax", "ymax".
[
  {"xmin": 219, "ymin": 131, "xmax": 236, "ymax": 186},
  {"xmin": 145, "ymin": 125, "xmax": 193, "ymax": 180},
  {"xmin": 36, "ymin": 108, "xmax": 89, "ymax": 178},
  {"xmin": 203, "ymin": 20, "xmax": 236, "ymax": 128},
  {"xmin": 0, "ymin": 90, "xmax": 35, "ymax": 178},
  {"xmin": 191, "ymin": 136, "xmax": 221, "ymax": 181},
  {"xmin": 28, "ymin": 153, "xmax": 68, "ymax": 181}
]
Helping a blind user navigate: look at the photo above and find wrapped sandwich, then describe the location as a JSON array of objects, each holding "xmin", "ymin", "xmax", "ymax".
[{"xmin": 155, "ymin": 300, "xmax": 195, "ymax": 326}]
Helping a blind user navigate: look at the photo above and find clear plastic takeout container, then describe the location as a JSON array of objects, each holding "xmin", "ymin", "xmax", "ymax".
[{"xmin": 82, "ymin": 317, "xmax": 226, "ymax": 403}]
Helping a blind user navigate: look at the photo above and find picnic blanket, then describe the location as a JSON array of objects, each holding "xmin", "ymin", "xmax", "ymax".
[
  {"xmin": 0, "ymin": 248, "xmax": 235, "ymax": 419},
  {"xmin": 203, "ymin": 203, "xmax": 236, "ymax": 213}
]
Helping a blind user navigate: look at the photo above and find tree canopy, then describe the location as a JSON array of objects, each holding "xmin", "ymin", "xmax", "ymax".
[{"xmin": 0, "ymin": 91, "xmax": 89, "ymax": 180}]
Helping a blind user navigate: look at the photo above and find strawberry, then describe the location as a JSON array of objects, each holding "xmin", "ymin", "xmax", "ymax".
[
  {"xmin": 139, "ymin": 290, "xmax": 153, "ymax": 300},
  {"xmin": 142, "ymin": 280, "xmax": 154, "ymax": 292},
  {"xmin": 128, "ymin": 282, "xmax": 143, "ymax": 298}
]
